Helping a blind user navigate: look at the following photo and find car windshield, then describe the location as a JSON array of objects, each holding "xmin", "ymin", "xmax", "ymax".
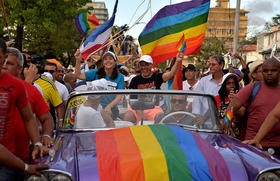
[{"xmin": 63, "ymin": 90, "xmax": 220, "ymax": 132}]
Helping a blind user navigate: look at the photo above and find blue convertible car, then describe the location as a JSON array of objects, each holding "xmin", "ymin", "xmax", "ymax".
[{"xmin": 26, "ymin": 90, "xmax": 280, "ymax": 181}]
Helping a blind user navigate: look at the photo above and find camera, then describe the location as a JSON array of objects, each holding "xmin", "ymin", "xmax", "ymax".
[{"xmin": 23, "ymin": 53, "xmax": 56, "ymax": 74}]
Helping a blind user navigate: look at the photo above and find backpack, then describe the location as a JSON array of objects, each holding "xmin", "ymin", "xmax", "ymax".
[{"xmin": 237, "ymin": 81, "xmax": 261, "ymax": 140}]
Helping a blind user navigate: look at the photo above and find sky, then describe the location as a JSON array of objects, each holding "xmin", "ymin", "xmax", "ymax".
[{"xmin": 95, "ymin": 0, "xmax": 280, "ymax": 39}]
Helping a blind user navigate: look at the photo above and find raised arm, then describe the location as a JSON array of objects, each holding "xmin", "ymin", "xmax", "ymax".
[
  {"xmin": 74, "ymin": 49, "xmax": 86, "ymax": 80},
  {"xmin": 162, "ymin": 52, "xmax": 184, "ymax": 82}
]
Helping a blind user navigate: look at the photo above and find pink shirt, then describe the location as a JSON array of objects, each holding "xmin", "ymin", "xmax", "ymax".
[{"xmin": 236, "ymin": 82, "xmax": 280, "ymax": 147}]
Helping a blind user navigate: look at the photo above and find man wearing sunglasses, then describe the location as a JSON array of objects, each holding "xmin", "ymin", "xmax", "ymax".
[
  {"xmin": 44, "ymin": 62, "xmax": 69, "ymax": 104},
  {"xmin": 155, "ymin": 95, "xmax": 194, "ymax": 125}
]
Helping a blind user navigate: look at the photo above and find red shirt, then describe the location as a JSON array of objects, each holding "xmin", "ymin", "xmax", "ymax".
[
  {"xmin": 0, "ymin": 72, "xmax": 28, "ymax": 153},
  {"xmin": 215, "ymin": 95, "xmax": 230, "ymax": 108},
  {"xmin": 235, "ymin": 82, "xmax": 280, "ymax": 146},
  {"xmin": 14, "ymin": 80, "xmax": 50, "ymax": 162}
]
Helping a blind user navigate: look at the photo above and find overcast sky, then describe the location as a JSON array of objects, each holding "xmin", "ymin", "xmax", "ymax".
[{"xmin": 96, "ymin": 0, "xmax": 280, "ymax": 38}]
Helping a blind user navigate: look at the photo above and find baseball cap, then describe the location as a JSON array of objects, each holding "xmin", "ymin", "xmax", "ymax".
[
  {"xmin": 249, "ymin": 60, "xmax": 263, "ymax": 74},
  {"xmin": 139, "ymin": 55, "xmax": 153, "ymax": 64},
  {"xmin": 102, "ymin": 51, "xmax": 117, "ymax": 61},
  {"xmin": 184, "ymin": 64, "xmax": 196, "ymax": 71},
  {"xmin": 42, "ymin": 72, "xmax": 53, "ymax": 81},
  {"xmin": 233, "ymin": 68, "xmax": 242, "ymax": 77}
]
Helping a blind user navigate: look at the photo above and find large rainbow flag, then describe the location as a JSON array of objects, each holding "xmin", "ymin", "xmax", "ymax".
[
  {"xmin": 138, "ymin": 0, "xmax": 210, "ymax": 65},
  {"xmin": 75, "ymin": 12, "xmax": 99, "ymax": 36},
  {"xmin": 95, "ymin": 125, "xmax": 230, "ymax": 181}
]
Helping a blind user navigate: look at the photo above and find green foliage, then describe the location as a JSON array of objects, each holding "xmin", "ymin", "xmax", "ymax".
[
  {"xmin": 187, "ymin": 37, "xmax": 227, "ymax": 69},
  {"xmin": 264, "ymin": 14, "xmax": 280, "ymax": 32},
  {"xmin": 0, "ymin": 0, "xmax": 92, "ymax": 66}
]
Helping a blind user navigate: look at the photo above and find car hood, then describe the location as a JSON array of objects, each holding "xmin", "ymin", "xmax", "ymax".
[
  {"xmin": 43, "ymin": 131, "xmax": 280, "ymax": 181},
  {"xmin": 198, "ymin": 132, "xmax": 280, "ymax": 181}
]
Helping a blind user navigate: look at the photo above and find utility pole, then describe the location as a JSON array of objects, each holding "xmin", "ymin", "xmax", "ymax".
[{"xmin": 233, "ymin": 0, "xmax": 241, "ymax": 66}]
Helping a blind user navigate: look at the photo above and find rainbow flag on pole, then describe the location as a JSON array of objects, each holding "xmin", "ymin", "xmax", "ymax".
[
  {"xmin": 177, "ymin": 34, "xmax": 187, "ymax": 53},
  {"xmin": 80, "ymin": 0, "xmax": 118, "ymax": 60},
  {"xmin": 95, "ymin": 125, "xmax": 230, "ymax": 181},
  {"xmin": 138, "ymin": 0, "xmax": 210, "ymax": 65},
  {"xmin": 75, "ymin": 12, "xmax": 99, "ymax": 36}
]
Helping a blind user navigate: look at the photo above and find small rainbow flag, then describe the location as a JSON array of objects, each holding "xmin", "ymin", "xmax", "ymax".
[
  {"xmin": 69, "ymin": 109, "xmax": 75, "ymax": 128},
  {"xmin": 177, "ymin": 34, "xmax": 187, "ymax": 53},
  {"xmin": 224, "ymin": 108, "xmax": 234, "ymax": 123},
  {"xmin": 138, "ymin": 0, "xmax": 210, "ymax": 65},
  {"xmin": 75, "ymin": 12, "xmax": 99, "ymax": 36},
  {"xmin": 95, "ymin": 125, "xmax": 230, "ymax": 181}
]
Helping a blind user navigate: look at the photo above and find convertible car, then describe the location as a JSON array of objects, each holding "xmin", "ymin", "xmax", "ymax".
[{"xmin": 26, "ymin": 90, "xmax": 280, "ymax": 181}]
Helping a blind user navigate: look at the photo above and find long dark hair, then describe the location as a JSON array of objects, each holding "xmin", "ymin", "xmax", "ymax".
[
  {"xmin": 97, "ymin": 63, "xmax": 119, "ymax": 80},
  {"xmin": 218, "ymin": 74, "xmax": 239, "ymax": 103}
]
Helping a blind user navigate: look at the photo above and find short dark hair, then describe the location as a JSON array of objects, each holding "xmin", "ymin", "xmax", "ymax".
[
  {"xmin": 45, "ymin": 62, "xmax": 57, "ymax": 70},
  {"xmin": 263, "ymin": 58, "xmax": 280, "ymax": 69},
  {"xmin": 0, "ymin": 38, "xmax": 7, "ymax": 55}
]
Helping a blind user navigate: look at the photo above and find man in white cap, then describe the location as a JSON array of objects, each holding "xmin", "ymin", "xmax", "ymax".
[
  {"xmin": 75, "ymin": 79, "xmax": 115, "ymax": 128},
  {"xmin": 129, "ymin": 52, "xmax": 183, "ymax": 90},
  {"xmin": 124, "ymin": 52, "xmax": 184, "ymax": 124}
]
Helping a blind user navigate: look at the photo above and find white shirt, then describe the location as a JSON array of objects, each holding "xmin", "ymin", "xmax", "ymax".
[
  {"xmin": 75, "ymin": 104, "xmax": 105, "ymax": 129},
  {"xmin": 195, "ymin": 74, "xmax": 223, "ymax": 96},
  {"xmin": 55, "ymin": 81, "xmax": 69, "ymax": 101},
  {"xmin": 182, "ymin": 80, "xmax": 199, "ymax": 91}
]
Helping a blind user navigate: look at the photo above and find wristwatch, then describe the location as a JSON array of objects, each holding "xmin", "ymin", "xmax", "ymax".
[
  {"xmin": 34, "ymin": 141, "xmax": 43, "ymax": 147},
  {"xmin": 24, "ymin": 163, "xmax": 29, "ymax": 172}
]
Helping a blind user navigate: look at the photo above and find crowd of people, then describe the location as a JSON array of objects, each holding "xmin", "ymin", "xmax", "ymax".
[{"xmin": 0, "ymin": 36, "xmax": 279, "ymax": 180}]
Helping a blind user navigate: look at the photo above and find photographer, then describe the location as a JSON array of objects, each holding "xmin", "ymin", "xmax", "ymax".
[{"xmin": 23, "ymin": 53, "xmax": 65, "ymax": 128}]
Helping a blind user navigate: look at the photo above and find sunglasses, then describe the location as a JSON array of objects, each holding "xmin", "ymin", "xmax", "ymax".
[
  {"xmin": 171, "ymin": 99, "xmax": 185, "ymax": 104},
  {"xmin": 44, "ymin": 70, "xmax": 56, "ymax": 74},
  {"xmin": 57, "ymin": 70, "xmax": 64, "ymax": 73}
]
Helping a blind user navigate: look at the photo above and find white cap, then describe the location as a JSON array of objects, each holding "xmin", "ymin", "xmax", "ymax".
[
  {"xmin": 86, "ymin": 78, "xmax": 108, "ymax": 91},
  {"xmin": 42, "ymin": 72, "xmax": 53, "ymax": 81},
  {"xmin": 139, "ymin": 55, "xmax": 153, "ymax": 64},
  {"xmin": 75, "ymin": 79, "xmax": 108, "ymax": 99},
  {"xmin": 102, "ymin": 51, "xmax": 117, "ymax": 61},
  {"xmin": 249, "ymin": 60, "xmax": 263, "ymax": 74}
]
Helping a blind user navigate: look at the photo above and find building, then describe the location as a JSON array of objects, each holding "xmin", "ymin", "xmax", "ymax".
[
  {"xmin": 206, "ymin": 0, "xmax": 248, "ymax": 50},
  {"xmin": 85, "ymin": 1, "xmax": 108, "ymax": 24},
  {"xmin": 257, "ymin": 26, "xmax": 280, "ymax": 59},
  {"xmin": 239, "ymin": 44, "xmax": 263, "ymax": 63}
]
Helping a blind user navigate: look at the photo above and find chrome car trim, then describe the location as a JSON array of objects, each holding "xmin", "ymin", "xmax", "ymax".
[
  {"xmin": 255, "ymin": 166, "xmax": 280, "ymax": 181},
  {"xmin": 42, "ymin": 169, "xmax": 72, "ymax": 177}
]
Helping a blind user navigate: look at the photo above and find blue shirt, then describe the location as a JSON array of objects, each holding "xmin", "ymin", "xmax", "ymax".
[{"xmin": 85, "ymin": 69, "xmax": 124, "ymax": 107}]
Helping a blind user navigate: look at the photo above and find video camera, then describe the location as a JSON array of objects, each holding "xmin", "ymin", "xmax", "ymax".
[{"xmin": 23, "ymin": 52, "xmax": 56, "ymax": 74}]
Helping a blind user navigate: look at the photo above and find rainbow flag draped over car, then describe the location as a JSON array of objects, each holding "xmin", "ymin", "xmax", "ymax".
[
  {"xmin": 95, "ymin": 125, "xmax": 230, "ymax": 181},
  {"xmin": 138, "ymin": 0, "xmax": 210, "ymax": 65}
]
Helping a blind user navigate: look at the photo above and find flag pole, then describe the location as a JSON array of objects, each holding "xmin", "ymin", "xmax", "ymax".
[
  {"xmin": 79, "ymin": 37, "xmax": 86, "ymax": 47},
  {"xmin": 1, "ymin": 0, "xmax": 11, "ymax": 39}
]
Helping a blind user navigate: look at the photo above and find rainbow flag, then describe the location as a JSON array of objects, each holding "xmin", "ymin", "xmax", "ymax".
[
  {"xmin": 168, "ymin": 61, "xmax": 183, "ymax": 90},
  {"xmin": 95, "ymin": 125, "xmax": 230, "ymax": 181},
  {"xmin": 177, "ymin": 34, "xmax": 187, "ymax": 53},
  {"xmin": 69, "ymin": 109, "xmax": 75, "ymax": 128},
  {"xmin": 138, "ymin": 0, "xmax": 210, "ymax": 65},
  {"xmin": 224, "ymin": 108, "xmax": 234, "ymax": 123},
  {"xmin": 80, "ymin": 0, "xmax": 118, "ymax": 60},
  {"xmin": 75, "ymin": 12, "xmax": 100, "ymax": 37}
]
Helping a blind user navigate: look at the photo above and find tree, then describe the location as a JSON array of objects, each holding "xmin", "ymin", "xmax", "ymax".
[
  {"xmin": 264, "ymin": 14, "xmax": 280, "ymax": 32},
  {"xmin": 0, "ymin": 0, "xmax": 92, "ymax": 66},
  {"xmin": 187, "ymin": 37, "xmax": 227, "ymax": 69}
]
